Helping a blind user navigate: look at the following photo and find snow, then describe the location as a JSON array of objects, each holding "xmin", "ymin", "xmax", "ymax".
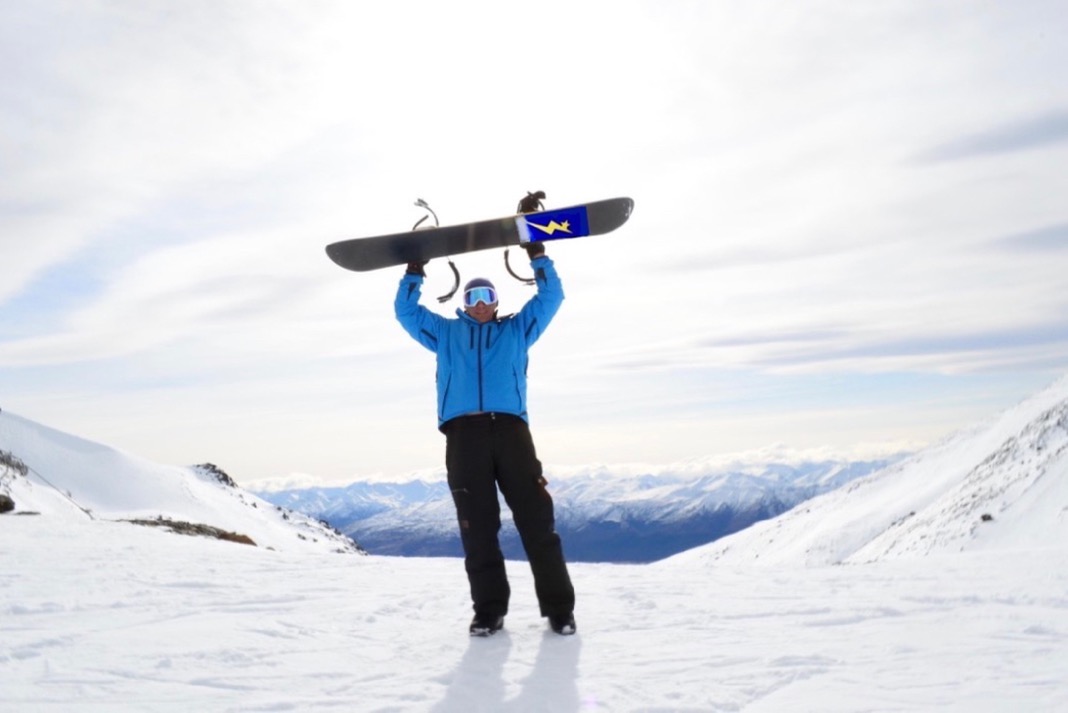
[
  {"xmin": 3, "ymin": 376, "xmax": 1068, "ymax": 711},
  {"xmin": 3, "ymin": 517, "xmax": 1066, "ymax": 711}
]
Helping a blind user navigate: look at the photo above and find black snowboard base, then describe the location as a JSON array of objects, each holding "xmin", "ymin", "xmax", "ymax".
[{"xmin": 326, "ymin": 197, "xmax": 634, "ymax": 272}]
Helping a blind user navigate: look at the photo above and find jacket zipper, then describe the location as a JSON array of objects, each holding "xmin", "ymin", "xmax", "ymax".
[{"xmin": 476, "ymin": 323, "xmax": 484, "ymax": 411}]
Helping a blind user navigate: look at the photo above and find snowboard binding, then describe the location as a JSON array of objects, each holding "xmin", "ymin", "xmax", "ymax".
[
  {"xmin": 412, "ymin": 198, "xmax": 462, "ymax": 303},
  {"xmin": 411, "ymin": 198, "xmax": 439, "ymax": 231},
  {"xmin": 414, "ymin": 192, "xmax": 544, "ymax": 300},
  {"xmin": 516, "ymin": 190, "xmax": 546, "ymax": 214}
]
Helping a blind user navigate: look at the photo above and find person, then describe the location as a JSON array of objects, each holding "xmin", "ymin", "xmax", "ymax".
[{"xmin": 394, "ymin": 239, "xmax": 576, "ymax": 637}]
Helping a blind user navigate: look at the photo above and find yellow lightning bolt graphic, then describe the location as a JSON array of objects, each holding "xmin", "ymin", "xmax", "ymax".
[{"xmin": 527, "ymin": 219, "xmax": 572, "ymax": 236}]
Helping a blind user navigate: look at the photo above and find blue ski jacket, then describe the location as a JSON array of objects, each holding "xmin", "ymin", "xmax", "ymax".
[{"xmin": 395, "ymin": 256, "xmax": 564, "ymax": 429}]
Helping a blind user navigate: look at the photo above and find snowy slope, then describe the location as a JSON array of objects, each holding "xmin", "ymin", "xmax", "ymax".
[
  {"xmin": 0, "ymin": 410, "xmax": 362, "ymax": 554},
  {"xmin": 676, "ymin": 375, "xmax": 1068, "ymax": 567},
  {"xmin": 3, "ymin": 499, "xmax": 1067, "ymax": 711}
]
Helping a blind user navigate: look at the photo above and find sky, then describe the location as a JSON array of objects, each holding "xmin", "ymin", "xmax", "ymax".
[{"xmin": 2, "ymin": 0, "xmax": 1068, "ymax": 485}]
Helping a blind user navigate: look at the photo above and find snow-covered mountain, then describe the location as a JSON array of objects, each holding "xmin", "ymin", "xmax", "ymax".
[
  {"xmin": 256, "ymin": 454, "xmax": 906, "ymax": 562},
  {"xmin": 9, "ymin": 368, "xmax": 1066, "ymax": 569},
  {"xmin": 675, "ymin": 374, "xmax": 1068, "ymax": 568},
  {"xmin": 0, "ymin": 410, "xmax": 363, "ymax": 554}
]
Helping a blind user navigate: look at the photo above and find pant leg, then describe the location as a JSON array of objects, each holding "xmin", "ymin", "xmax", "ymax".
[
  {"xmin": 493, "ymin": 416, "xmax": 575, "ymax": 618},
  {"xmin": 445, "ymin": 416, "xmax": 510, "ymax": 618}
]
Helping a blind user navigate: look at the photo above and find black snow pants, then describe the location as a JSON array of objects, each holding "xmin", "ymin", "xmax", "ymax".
[{"xmin": 443, "ymin": 412, "xmax": 575, "ymax": 620}]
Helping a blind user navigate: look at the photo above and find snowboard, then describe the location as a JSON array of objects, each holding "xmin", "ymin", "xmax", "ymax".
[{"xmin": 325, "ymin": 197, "xmax": 634, "ymax": 272}]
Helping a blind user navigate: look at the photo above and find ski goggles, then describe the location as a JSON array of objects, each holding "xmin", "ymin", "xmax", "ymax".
[{"xmin": 463, "ymin": 286, "xmax": 498, "ymax": 307}]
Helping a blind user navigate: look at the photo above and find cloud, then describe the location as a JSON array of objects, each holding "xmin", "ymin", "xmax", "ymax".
[
  {"xmin": 995, "ymin": 223, "xmax": 1068, "ymax": 252},
  {"xmin": 3, "ymin": 2, "xmax": 1068, "ymax": 482},
  {"xmin": 916, "ymin": 111, "xmax": 1068, "ymax": 163},
  {"xmin": 710, "ymin": 323, "xmax": 1068, "ymax": 375},
  {"xmin": 244, "ymin": 472, "xmax": 331, "ymax": 493}
]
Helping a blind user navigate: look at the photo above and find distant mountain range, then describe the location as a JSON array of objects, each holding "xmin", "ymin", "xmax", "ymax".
[
  {"xmin": 1, "ymin": 404, "xmax": 905, "ymax": 563},
  {"xmin": 254, "ymin": 455, "xmax": 907, "ymax": 563},
  {"xmin": 4, "ymin": 372, "xmax": 1065, "ymax": 570}
]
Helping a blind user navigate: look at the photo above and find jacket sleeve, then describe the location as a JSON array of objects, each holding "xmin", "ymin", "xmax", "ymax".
[
  {"xmin": 395, "ymin": 273, "xmax": 446, "ymax": 352},
  {"xmin": 516, "ymin": 255, "xmax": 564, "ymax": 347}
]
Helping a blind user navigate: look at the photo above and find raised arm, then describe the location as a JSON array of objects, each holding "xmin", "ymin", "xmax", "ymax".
[
  {"xmin": 395, "ymin": 269, "xmax": 446, "ymax": 352},
  {"xmin": 516, "ymin": 253, "xmax": 564, "ymax": 347}
]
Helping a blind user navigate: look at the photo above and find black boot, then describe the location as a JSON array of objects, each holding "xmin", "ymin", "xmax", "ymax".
[
  {"xmin": 548, "ymin": 613, "xmax": 576, "ymax": 636},
  {"xmin": 469, "ymin": 613, "xmax": 504, "ymax": 637}
]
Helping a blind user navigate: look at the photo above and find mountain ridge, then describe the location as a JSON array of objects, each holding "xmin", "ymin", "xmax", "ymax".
[
  {"xmin": 0, "ymin": 410, "xmax": 363, "ymax": 555},
  {"xmin": 672, "ymin": 374, "xmax": 1068, "ymax": 567}
]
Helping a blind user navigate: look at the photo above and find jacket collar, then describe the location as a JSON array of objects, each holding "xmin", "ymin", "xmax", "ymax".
[{"xmin": 456, "ymin": 308, "xmax": 507, "ymax": 325}]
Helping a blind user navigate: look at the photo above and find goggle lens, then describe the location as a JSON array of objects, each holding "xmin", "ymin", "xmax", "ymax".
[{"xmin": 464, "ymin": 286, "xmax": 498, "ymax": 307}]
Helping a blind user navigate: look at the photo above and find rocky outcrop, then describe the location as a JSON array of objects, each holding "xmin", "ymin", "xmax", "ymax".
[{"xmin": 193, "ymin": 463, "xmax": 238, "ymax": 488}]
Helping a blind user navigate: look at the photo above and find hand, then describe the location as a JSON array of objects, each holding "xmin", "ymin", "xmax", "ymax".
[
  {"xmin": 406, "ymin": 261, "xmax": 427, "ymax": 276},
  {"xmin": 524, "ymin": 242, "xmax": 545, "ymax": 260}
]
